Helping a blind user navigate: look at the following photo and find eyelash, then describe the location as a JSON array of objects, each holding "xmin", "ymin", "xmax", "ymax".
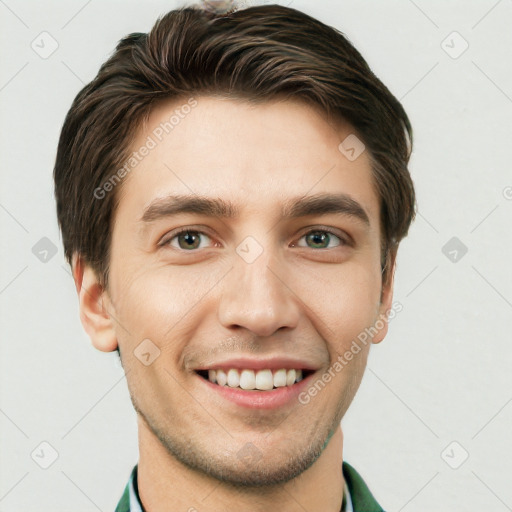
[{"xmin": 159, "ymin": 226, "xmax": 351, "ymax": 251}]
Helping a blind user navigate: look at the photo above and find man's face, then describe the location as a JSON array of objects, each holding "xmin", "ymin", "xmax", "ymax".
[{"xmin": 101, "ymin": 96, "xmax": 392, "ymax": 486}]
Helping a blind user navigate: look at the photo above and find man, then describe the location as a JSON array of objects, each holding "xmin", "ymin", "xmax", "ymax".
[{"xmin": 54, "ymin": 3, "xmax": 415, "ymax": 511}]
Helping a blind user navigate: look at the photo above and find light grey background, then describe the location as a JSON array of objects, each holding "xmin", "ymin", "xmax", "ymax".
[{"xmin": 1, "ymin": 0, "xmax": 511, "ymax": 510}]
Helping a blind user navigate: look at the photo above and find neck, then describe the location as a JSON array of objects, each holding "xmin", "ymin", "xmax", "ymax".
[{"xmin": 137, "ymin": 418, "xmax": 345, "ymax": 512}]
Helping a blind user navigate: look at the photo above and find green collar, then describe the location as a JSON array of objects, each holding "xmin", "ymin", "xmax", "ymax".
[{"xmin": 342, "ymin": 461, "xmax": 386, "ymax": 511}]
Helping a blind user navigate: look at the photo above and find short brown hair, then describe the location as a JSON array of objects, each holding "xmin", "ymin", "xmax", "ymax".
[{"xmin": 54, "ymin": 4, "xmax": 415, "ymax": 288}]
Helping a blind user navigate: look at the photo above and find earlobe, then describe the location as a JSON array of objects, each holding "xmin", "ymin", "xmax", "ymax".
[
  {"xmin": 72, "ymin": 254, "xmax": 118, "ymax": 352},
  {"xmin": 372, "ymin": 257, "xmax": 396, "ymax": 345}
]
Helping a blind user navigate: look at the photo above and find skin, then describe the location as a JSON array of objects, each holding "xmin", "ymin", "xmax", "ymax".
[{"xmin": 74, "ymin": 96, "xmax": 395, "ymax": 512}]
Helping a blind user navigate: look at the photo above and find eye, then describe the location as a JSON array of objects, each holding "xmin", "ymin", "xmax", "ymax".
[
  {"xmin": 163, "ymin": 229, "xmax": 214, "ymax": 251},
  {"xmin": 160, "ymin": 227, "xmax": 349, "ymax": 252},
  {"xmin": 295, "ymin": 229, "xmax": 346, "ymax": 249}
]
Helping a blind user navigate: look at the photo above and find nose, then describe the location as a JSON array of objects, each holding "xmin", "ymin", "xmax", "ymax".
[{"xmin": 217, "ymin": 243, "xmax": 301, "ymax": 337}]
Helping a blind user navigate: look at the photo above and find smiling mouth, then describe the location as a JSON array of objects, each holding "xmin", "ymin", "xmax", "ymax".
[{"xmin": 195, "ymin": 368, "xmax": 315, "ymax": 391}]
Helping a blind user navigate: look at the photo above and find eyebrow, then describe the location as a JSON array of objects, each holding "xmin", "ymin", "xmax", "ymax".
[{"xmin": 140, "ymin": 193, "xmax": 370, "ymax": 226}]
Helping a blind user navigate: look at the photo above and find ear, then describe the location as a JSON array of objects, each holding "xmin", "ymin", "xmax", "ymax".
[
  {"xmin": 372, "ymin": 254, "xmax": 396, "ymax": 345},
  {"xmin": 72, "ymin": 254, "xmax": 118, "ymax": 352}
]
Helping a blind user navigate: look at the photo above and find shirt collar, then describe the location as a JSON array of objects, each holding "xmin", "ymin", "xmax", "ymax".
[{"xmin": 128, "ymin": 464, "xmax": 143, "ymax": 512}]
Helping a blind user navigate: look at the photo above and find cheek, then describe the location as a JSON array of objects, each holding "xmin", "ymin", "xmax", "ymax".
[
  {"xmin": 293, "ymin": 259, "xmax": 382, "ymax": 348},
  {"xmin": 110, "ymin": 262, "xmax": 223, "ymax": 348}
]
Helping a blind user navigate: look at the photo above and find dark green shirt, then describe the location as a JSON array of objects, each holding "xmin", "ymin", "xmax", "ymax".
[{"xmin": 115, "ymin": 461, "xmax": 385, "ymax": 512}]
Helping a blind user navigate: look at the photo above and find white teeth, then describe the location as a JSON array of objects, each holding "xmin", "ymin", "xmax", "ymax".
[
  {"xmin": 216, "ymin": 369, "xmax": 227, "ymax": 386},
  {"xmin": 206, "ymin": 368, "xmax": 306, "ymax": 390},
  {"xmin": 227, "ymin": 369, "xmax": 240, "ymax": 388},
  {"xmin": 255, "ymin": 369, "xmax": 274, "ymax": 390},
  {"xmin": 239, "ymin": 369, "xmax": 256, "ymax": 390},
  {"xmin": 273, "ymin": 368, "xmax": 287, "ymax": 387}
]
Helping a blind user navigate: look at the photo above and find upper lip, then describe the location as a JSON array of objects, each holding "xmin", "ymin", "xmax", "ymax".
[{"xmin": 193, "ymin": 357, "xmax": 320, "ymax": 372}]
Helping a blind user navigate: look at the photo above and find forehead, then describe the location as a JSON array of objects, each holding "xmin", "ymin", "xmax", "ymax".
[{"xmin": 115, "ymin": 95, "xmax": 380, "ymax": 227}]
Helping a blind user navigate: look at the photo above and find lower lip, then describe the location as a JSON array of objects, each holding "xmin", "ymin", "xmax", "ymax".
[{"xmin": 198, "ymin": 372, "xmax": 315, "ymax": 409}]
